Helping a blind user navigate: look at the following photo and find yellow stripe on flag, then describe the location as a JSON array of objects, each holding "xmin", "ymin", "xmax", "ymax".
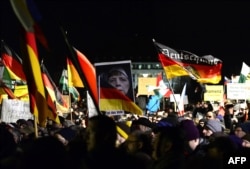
[
  {"xmin": 67, "ymin": 58, "xmax": 84, "ymax": 87},
  {"xmin": 100, "ymin": 99, "xmax": 143, "ymax": 115}
]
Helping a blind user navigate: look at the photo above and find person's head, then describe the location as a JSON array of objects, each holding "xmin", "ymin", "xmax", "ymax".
[
  {"xmin": 234, "ymin": 125, "xmax": 246, "ymax": 139},
  {"xmin": 207, "ymin": 136, "xmax": 238, "ymax": 160},
  {"xmin": 225, "ymin": 101, "xmax": 234, "ymax": 114},
  {"xmin": 180, "ymin": 119, "xmax": 200, "ymax": 150},
  {"xmin": 125, "ymin": 130, "xmax": 152, "ymax": 155},
  {"xmin": 203, "ymin": 119, "xmax": 222, "ymax": 137},
  {"xmin": 205, "ymin": 111, "xmax": 215, "ymax": 120},
  {"xmin": 152, "ymin": 126, "xmax": 185, "ymax": 160},
  {"xmin": 235, "ymin": 122, "xmax": 250, "ymax": 139},
  {"xmin": 107, "ymin": 67, "xmax": 130, "ymax": 95},
  {"xmin": 85, "ymin": 115, "xmax": 117, "ymax": 151},
  {"xmin": 198, "ymin": 119, "xmax": 205, "ymax": 127},
  {"xmin": 130, "ymin": 117, "xmax": 153, "ymax": 133},
  {"xmin": 204, "ymin": 101, "xmax": 213, "ymax": 112}
]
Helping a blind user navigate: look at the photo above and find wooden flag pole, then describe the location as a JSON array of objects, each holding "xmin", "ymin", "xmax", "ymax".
[{"xmin": 33, "ymin": 114, "xmax": 38, "ymax": 138}]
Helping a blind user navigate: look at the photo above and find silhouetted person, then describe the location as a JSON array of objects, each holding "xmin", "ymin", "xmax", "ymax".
[{"xmin": 84, "ymin": 115, "xmax": 143, "ymax": 169}]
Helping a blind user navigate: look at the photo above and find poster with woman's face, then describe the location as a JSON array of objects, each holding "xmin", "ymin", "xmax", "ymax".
[{"xmin": 94, "ymin": 60, "xmax": 134, "ymax": 102}]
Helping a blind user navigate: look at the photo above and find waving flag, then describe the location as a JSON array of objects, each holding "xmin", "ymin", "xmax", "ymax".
[
  {"xmin": 61, "ymin": 28, "xmax": 99, "ymax": 112},
  {"xmin": 155, "ymin": 72, "xmax": 172, "ymax": 98},
  {"xmin": 1, "ymin": 40, "xmax": 26, "ymax": 83},
  {"xmin": 178, "ymin": 83, "xmax": 187, "ymax": 117},
  {"xmin": 23, "ymin": 32, "xmax": 60, "ymax": 126},
  {"xmin": 0, "ymin": 65, "xmax": 15, "ymax": 90},
  {"xmin": 41, "ymin": 63, "xmax": 69, "ymax": 113},
  {"xmin": 67, "ymin": 57, "xmax": 84, "ymax": 88},
  {"xmin": 10, "ymin": 0, "xmax": 60, "ymax": 126},
  {"xmin": 59, "ymin": 69, "xmax": 68, "ymax": 94},
  {"xmin": 0, "ymin": 65, "xmax": 16, "ymax": 99},
  {"xmin": 10, "ymin": 0, "xmax": 62, "ymax": 127},
  {"xmin": 146, "ymin": 72, "xmax": 172, "ymax": 98},
  {"xmin": 100, "ymin": 87, "xmax": 143, "ymax": 115},
  {"xmin": 238, "ymin": 62, "xmax": 250, "ymax": 83},
  {"xmin": 153, "ymin": 40, "xmax": 222, "ymax": 84},
  {"xmin": 224, "ymin": 76, "xmax": 231, "ymax": 85},
  {"xmin": 10, "ymin": 0, "xmax": 49, "ymax": 50},
  {"xmin": 59, "ymin": 69, "xmax": 80, "ymax": 103}
]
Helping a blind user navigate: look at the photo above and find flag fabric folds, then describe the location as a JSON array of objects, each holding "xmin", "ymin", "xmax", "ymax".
[
  {"xmin": 100, "ymin": 87, "xmax": 143, "ymax": 115},
  {"xmin": 10, "ymin": 0, "xmax": 49, "ymax": 50},
  {"xmin": 61, "ymin": 28, "xmax": 99, "ymax": 111},
  {"xmin": 74, "ymin": 48, "xmax": 98, "ymax": 105},
  {"xmin": 59, "ymin": 69, "xmax": 80, "ymax": 103},
  {"xmin": 1, "ymin": 40, "xmax": 27, "ymax": 83},
  {"xmin": 10, "ymin": 0, "xmax": 34, "ymax": 32},
  {"xmin": 154, "ymin": 72, "xmax": 172, "ymax": 98},
  {"xmin": 67, "ymin": 57, "xmax": 84, "ymax": 88},
  {"xmin": 146, "ymin": 72, "xmax": 172, "ymax": 98},
  {"xmin": 59, "ymin": 69, "xmax": 69, "ymax": 95},
  {"xmin": 224, "ymin": 76, "xmax": 231, "ymax": 85},
  {"xmin": 41, "ymin": 63, "xmax": 69, "ymax": 113},
  {"xmin": 0, "ymin": 66, "xmax": 15, "ymax": 90},
  {"xmin": 153, "ymin": 40, "xmax": 222, "ymax": 84},
  {"xmin": 11, "ymin": 0, "xmax": 60, "ymax": 126},
  {"xmin": 0, "ymin": 42, "xmax": 28, "ymax": 100},
  {"xmin": 178, "ymin": 83, "xmax": 187, "ymax": 117},
  {"xmin": 22, "ymin": 32, "xmax": 60, "ymax": 127},
  {"xmin": 238, "ymin": 62, "xmax": 250, "ymax": 83}
]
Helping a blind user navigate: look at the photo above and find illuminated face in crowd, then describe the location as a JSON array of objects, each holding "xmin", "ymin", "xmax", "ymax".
[
  {"xmin": 108, "ymin": 70, "xmax": 130, "ymax": 95},
  {"xmin": 202, "ymin": 126, "xmax": 213, "ymax": 137}
]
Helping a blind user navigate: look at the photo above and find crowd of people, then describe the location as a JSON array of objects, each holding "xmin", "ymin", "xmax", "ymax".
[{"xmin": 0, "ymin": 99, "xmax": 250, "ymax": 169}]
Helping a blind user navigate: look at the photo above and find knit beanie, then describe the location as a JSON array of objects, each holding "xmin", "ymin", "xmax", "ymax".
[
  {"xmin": 180, "ymin": 119, "xmax": 200, "ymax": 141},
  {"xmin": 205, "ymin": 119, "xmax": 222, "ymax": 133},
  {"xmin": 240, "ymin": 122, "xmax": 250, "ymax": 134}
]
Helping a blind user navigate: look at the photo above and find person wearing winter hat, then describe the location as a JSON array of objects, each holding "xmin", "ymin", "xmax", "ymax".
[
  {"xmin": 180, "ymin": 119, "xmax": 200, "ymax": 151},
  {"xmin": 233, "ymin": 123, "xmax": 250, "ymax": 148},
  {"xmin": 130, "ymin": 117, "xmax": 153, "ymax": 135},
  {"xmin": 203, "ymin": 119, "xmax": 223, "ymax": 137},
  {"xmin": 235, "ymin": 122, "xmax": 250, "ymax": 141}
]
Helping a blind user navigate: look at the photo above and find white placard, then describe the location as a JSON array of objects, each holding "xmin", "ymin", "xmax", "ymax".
[
  {"xmin": 1, "ymin": 99, "xmax": 33, "ymax": 123},
  {"xmin": 227, "ymin": 83, "xmax": 250, "ymax": 100}
]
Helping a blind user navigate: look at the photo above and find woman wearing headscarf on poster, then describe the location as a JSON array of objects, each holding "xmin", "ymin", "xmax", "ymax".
[
  {"xmin": 95, "ymin": 61, "xmax": 143, "ymax": 116},
  {"xmin": 96, "ymin": 61, "xmax": 135, "ymax": 102},
  {"xmin": 107, "ymin": 67, "xmax": 131, "ymax": 96}
]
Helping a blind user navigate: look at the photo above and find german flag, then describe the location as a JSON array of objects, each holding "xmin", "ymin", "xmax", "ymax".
[
  {"xmin": 61, "ymin": 27, "xmax": 99, "ymax": 112},
  {"xmin": 100, "ymin": 87, "xmax": 143, "ymax": 115},
  {"xmin": 67, "ymin": 57, "xmax": 84, "ymax": 88},
  {"xmin": 154, "ymin": 40, "xmax": 222, "ymax": 84},
  {"xmin": 23, "ymin": 32, "xmax": 60, "ymax": 127},
  {"xmin": 1, "ymin": 40, "xmax": 26, "ymax": 82},
  {"xmin": 41, "ymin": 63, "xmax": 69, "ymax": 113},
  {"xmin": 10, "ymin": 0, "xmax": 60, "ymax": 126}
]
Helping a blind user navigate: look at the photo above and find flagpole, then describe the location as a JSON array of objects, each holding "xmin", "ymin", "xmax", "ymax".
[{"xmin": 34, "ymin": 115, "xmax": 38, "ymax": 138}]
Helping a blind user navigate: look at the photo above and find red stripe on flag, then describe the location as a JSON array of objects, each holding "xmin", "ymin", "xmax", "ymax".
[
  {"xmin": 75, "ymin": 48, "xmax": 98, "ymax": 105},
  {"xmin": 1, "ymin": 42, "xmax": 26, "ymax": 81},
  {"xmin": 100, "ymin": 88, "xmax": 131, "ymax": 101},
  {"xmin": 24, "ymin": 32, "xmax": 59, "ymax": 127}
]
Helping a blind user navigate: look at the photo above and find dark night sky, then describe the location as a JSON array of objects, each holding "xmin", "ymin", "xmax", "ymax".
[{"xmin": 1, "ymin": 0, "xmax": 250, "ymax": 82}]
